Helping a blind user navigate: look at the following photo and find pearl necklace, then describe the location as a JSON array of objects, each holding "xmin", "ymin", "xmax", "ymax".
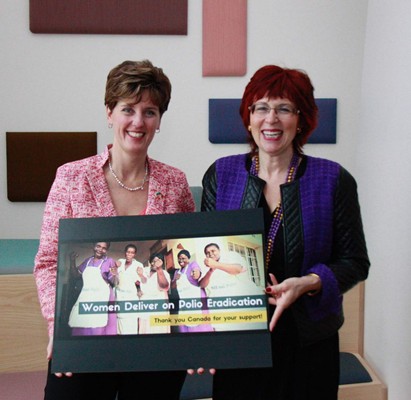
[
  {"xmin": 250, "ymin": 152, "xmax": 300, "ymax": 268},
  {"xmin": 108, "ymin": 158, "xmax": 148, "ymax": 192}
]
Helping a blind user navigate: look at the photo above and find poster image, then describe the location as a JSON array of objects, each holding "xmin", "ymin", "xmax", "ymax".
[{"xmin": 52, "ymin": 209, "xmax": 272, "ymax": 373}]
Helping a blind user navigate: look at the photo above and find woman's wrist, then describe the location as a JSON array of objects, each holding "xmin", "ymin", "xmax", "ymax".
[{"xmin": 305, "ymin": 273, "xmax": 322, "ymax": 296}]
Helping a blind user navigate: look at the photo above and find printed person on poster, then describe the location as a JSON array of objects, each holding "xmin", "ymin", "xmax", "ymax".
[
  {"xmin": 171, "ymin": 248, "xmax": 213, "ymax": 332},
  {"xmin": 114, "ymin": 243, "xmax": 145, "ymax": 335},
  {"xmin": 138, "ymin": 253, "xmax": 171, "ymax": 334},
  {"xmin": 199, "ymin": 242, "xmax": 265, "ymax": 331},
  {"xmin": 68, "ymin": 242, "xmax": 118, "ymax": 336}
]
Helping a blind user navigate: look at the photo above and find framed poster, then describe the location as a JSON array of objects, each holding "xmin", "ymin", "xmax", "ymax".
[{"xmin": 52, "ymin": 209, "xmax": 272, "ymax": 373}]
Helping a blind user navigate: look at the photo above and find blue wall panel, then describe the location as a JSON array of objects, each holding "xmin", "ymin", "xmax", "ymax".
[{"xmin": 209, "ymin": 98, "xmax": 337, "ymax": 144}]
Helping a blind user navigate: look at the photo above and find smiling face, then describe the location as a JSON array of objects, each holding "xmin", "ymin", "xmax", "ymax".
[
  {"xmin": 205, "ymin": 245, "xmax": 220, "ymax": 261},
  {"xmin": 107, "ymin": 91, "xmax": 161, "ymax": 157},
  {"xmin": 93, "ymin": 242, "xmax": 108, "ymax": 259},
  {"xmin": 178, "ymin": 253, "xmax": 190, "ymax": 269},
  {"xmin": 249, "ymin": 97, "xmax": 300, "ymax": 158}
]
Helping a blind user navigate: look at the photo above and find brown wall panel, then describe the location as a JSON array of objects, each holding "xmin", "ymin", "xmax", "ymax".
[
  {"xmin": 30, "ymin": 0, "xmax": 187, "ymax": 35},
  {"xmin": 6, "ymin": 132, "xmax": 97, "ymax": 202}
]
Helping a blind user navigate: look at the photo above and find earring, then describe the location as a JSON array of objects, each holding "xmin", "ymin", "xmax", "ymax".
[
  {"xmin": 248, "ymin": 125, "xmax": 252, "ymax": 132},
  {"xmin": 297, "ymin": 127, "xmax": 302, "ymax": 134},
  {"xmin": 155, "ymin": 128, "xmax": 160, "ymax": 134},
  {"xmin": 108, "ymin": 123, "xmax": 113, "ymax": 129}
]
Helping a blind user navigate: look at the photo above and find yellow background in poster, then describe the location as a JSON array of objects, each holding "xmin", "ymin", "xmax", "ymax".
[{"xmin": 151, "ymin": 310, "xmax": 267, "ymax": 327}]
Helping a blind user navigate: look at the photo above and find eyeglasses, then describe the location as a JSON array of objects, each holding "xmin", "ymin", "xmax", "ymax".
[{"xmin": 248, "ymin": 102, "xmax": 300, "ymax": 118}]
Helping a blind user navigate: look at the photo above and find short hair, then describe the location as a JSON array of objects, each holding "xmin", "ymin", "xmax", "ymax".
[
  {"xmin": 177, "ymin": 249, "xmax": 191, "ymax": 259},
  {"xmin": 124, "ymin": 244, "xmax": 137, "ymax": 253},
  {"xmin": 95, "ymin": 241, "xmax": 110, "ymax": 250},
  {"xmin": 149, "ymin": 252, "xmax": 164, "ymax": 264},
  {"xmin": 204, "ymin": 243, "xmax": 220, "ymax": 254},
  {"xmin": 239, "ymin": 65, "xmax": 318, "ymax": 154},
  {"xmin": 105, "ymin": 60, "xmax": 172, "ymax": 116}
]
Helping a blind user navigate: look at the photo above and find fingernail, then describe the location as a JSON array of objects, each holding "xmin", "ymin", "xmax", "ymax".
[{"xmin": 265, "ymin": 287, "xmax": 272, "ymax": 293}]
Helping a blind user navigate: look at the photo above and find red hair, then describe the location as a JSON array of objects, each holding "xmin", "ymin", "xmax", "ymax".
[{"xmin": 239, "ymin": 65, "xmax": 318, "ymax": 154}]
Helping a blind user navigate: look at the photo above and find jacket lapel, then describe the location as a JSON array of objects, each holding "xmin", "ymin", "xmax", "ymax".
[
  {"xmin": 87, "ymin": 147, "xmax": 117, "ymax": 217},
  {"xmin": 145, "ymin": 158, "xmax": 166, "ymax": 215}
]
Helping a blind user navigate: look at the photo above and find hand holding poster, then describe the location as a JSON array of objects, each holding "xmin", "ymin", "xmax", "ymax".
[{"xmin": 52, "ymin": 209, "xmax": 272, "ymax": 373}]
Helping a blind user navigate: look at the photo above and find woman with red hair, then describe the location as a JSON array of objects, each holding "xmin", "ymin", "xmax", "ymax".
[{"xmin": 199, "ymin": 65, "xmax": 370, "ymax": 399}]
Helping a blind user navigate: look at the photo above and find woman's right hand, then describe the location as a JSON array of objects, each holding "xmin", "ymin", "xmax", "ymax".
[{"xmin": 47, "ymin": 336, "xmax": 73, "ymax": 377}]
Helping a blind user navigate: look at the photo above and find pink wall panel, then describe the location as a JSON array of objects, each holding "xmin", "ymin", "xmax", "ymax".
[{"xmin": 202, "ymin": 0, "xmax": 247, "ymax": 76}]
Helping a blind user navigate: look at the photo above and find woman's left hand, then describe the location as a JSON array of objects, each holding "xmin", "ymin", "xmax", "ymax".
[
  {"xmin": 47, "ymin": 336, "xmax": 73, "ymax": 378},
  {"xmin": 265, "ymin": 273, "xmax": 315, "ymax": 331},
  {"xmin": 191, "ymin": 269, "xmax": 201, "ymax": 280},
  {"xmin": 187, "ymin": 367, "xmax": 216, "ymax": 376}
]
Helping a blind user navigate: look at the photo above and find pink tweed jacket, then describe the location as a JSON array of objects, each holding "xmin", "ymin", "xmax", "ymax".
[{"xmin": 34, "ymin": 146, "xmax": 195, "ymax": 336}]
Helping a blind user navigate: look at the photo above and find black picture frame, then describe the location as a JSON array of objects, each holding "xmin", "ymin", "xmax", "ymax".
[{"xmin": 52, "ymin": 209, "xmax": 272, "ymax": 373}]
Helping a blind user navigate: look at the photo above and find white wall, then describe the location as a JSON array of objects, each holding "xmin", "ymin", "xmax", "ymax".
[
  {"xmin": 3, "ymin": 0, "xmax": 409, "ymax": 397},
  {"xmin": 358, "ymin": 1, "xmax": 411, "ymax": 399},
  {"xmin": 1, "ymin": 0, "xmax": 368, "ymax": 238}
]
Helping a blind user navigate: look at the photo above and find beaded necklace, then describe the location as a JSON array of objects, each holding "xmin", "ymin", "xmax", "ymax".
[
  {"xmin": 108, "ymin": 156, "xmax": 148, "ymax": 192},
  {"xmin": 250, "ymin": 152, "xmax": 301, "ymax": 268}
]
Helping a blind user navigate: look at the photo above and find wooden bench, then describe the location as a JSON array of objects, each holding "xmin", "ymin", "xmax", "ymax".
[
  {"xmin": 0, "ymin": 274, "xmax": 48, "ymax": 374},
  {"xmin": 337, "ymin": 282, "xmax": 387, "ymax": 400},
  {"xmin": 0, "ymin": 274, "xmax": 48, "ymax": 400}
]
